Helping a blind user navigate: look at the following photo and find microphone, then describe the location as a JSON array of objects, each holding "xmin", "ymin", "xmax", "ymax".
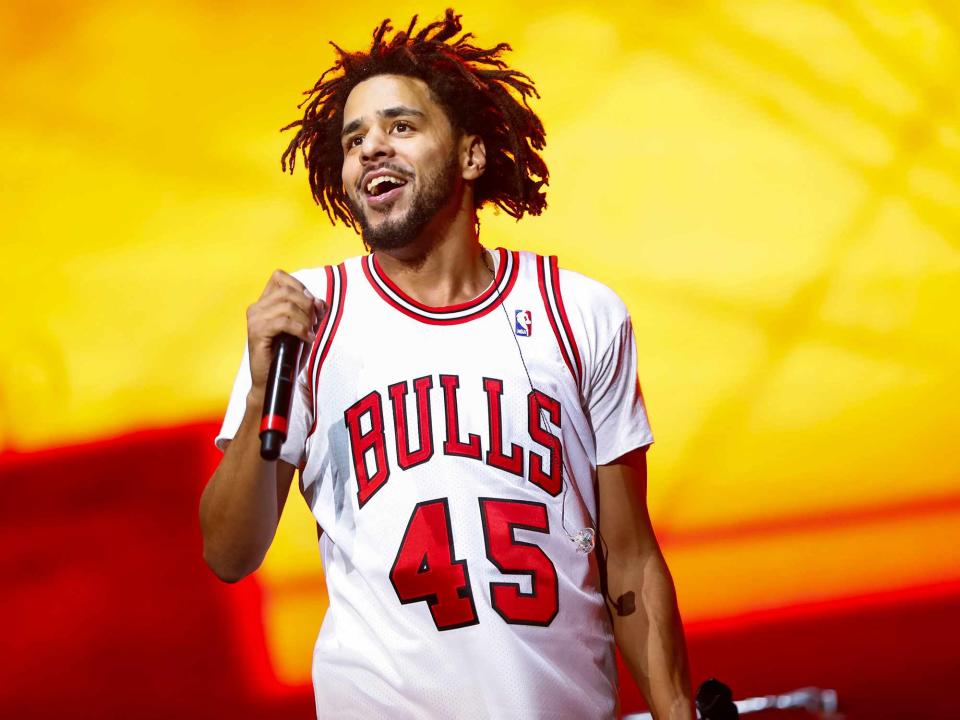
[
  {"xmin": 697, "ymin": 678, "xmax": 739, "ymax": 719},
  {"xmin": 259, "ymin": 332, "xmax": 303, "ymax": 460}
]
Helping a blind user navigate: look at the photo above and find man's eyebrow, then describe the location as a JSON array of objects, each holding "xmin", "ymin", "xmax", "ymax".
[
  {"xmin": 341, "ymin": 118, "xmax": 363, "ymax": 139},
  {"xmin": 341, "ymin": 106, "xmax": 426, "ymax": 139},
  {"xmin": 380, "ymin": 105, "xmax": 425, "ymax": 120}
]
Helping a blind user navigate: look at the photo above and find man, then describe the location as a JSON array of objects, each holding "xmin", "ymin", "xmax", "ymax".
[{"xmin": 200, "ymin": 10, "xmax": 693, "ymax": 719}]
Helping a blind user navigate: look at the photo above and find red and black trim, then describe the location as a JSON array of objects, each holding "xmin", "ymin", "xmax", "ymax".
[
  {"xmin": 478, "ymin": 497, "xmax": 559, "ymax": 627},
  {"xmin": 343, "ymin": 390, "xmax": 390, "ymax": 508},
  {"xmin": 390, "ymin": 498, "xmax": 480, "ymax": 631},
  {"xmin": 536, "ymin": 255, "xmax": 583, "ymax": 386},
  {"xmin": 362, "ymin": 247, "xmax": 519, "ymax": 325},
  {"xmin": 259, "ymin": 415, "xmax": 288, "ymax": 434},
  {"xmin": 439, "ymin": 374, "xmax": 483, "ymax": 460},
  {"xmin": 483, "ymin": 377, "xmax": 524, "ymax": 477},
  {"xmin": 388, "ymin": 375, "xmax": 435, "ymax": 470},
  {"xmin": 306, "ymin": 262, "xmax": 347, "ymax": 440},
  {"xmin": 527, "ymin": 390, "xmax": 563, "ymax": 497}
]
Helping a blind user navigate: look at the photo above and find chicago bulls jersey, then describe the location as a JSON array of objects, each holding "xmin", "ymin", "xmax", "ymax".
[{"xmin": 216, "ymin": 247, "xmax": 654, "ymax": 719}]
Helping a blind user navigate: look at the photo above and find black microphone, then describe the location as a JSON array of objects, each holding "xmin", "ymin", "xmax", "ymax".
[
  {"xmin": 259, "ymin": 332, "xmax": 303, "ymax": 460},
  {"xmin": 696, "ymin": 678, "xmax": 739, "ymax": 719}
]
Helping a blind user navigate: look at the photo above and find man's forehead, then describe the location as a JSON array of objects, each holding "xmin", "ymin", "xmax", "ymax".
[{"xmin": 342, "ymin": 74, "xmax": 436, "ymax": 125}]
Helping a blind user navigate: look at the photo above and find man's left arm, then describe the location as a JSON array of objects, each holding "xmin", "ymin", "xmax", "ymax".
[{"xmin": 598, "ymin": 446, "xmax": 694, "ymax": 720}]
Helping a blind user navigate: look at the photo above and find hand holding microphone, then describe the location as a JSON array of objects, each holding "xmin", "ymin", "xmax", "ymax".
[{"xmin": 245, "ymin": 270, "xmax": 326, "ymax": 460}]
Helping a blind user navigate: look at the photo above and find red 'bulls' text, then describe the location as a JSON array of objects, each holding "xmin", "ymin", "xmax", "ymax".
[{"xmin": 344, "ymin": 374, "xmax": 562, "ymax": 508}]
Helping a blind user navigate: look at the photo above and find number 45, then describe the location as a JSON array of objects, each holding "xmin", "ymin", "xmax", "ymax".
[{"xmin": 389, "ymin": 497, "xmax": 560, "ymax": 630}]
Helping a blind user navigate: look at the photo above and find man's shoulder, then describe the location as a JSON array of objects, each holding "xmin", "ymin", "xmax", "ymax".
[
  {"xmin": 291, "ymin": 254, "xmax": 365, "ymax": 275},
  {"xmin": 290, "ymin": 255, "xmax": 365, "ymax": 295},
  {"xmin": 514, "ymin": 249, "xmax": 626, "ymax": 313},
  {"xmin": 553, "ymin": 266, "xmax": 631, "ymax": 360},
  {"xmin": 512, "ymin": 251, "xmax": 632, "ymax": 360},
  {"xmin": 554, "ymin": 265, "xmax": 628, "ymax": 318}
]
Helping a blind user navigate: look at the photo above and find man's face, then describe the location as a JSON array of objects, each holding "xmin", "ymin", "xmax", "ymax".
[{"xmin": 340, "ymin": 74, "xmax": 463, "ymax": 251}]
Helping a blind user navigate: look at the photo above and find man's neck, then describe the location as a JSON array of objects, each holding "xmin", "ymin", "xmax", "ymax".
[{"xmin": 373, "ymin": 194, "xmax": 491, "ymax": 308}]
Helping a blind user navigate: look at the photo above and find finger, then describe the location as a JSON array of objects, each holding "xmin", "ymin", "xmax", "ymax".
[
  {"xmin": 255, "ymin": 312, "xmax": 315, "ymax": 346},
  {"xmin": 248, "ymin": 293, "xmax": 314, "ymax": 327},
  {"xmin": 264, "ymin": 284, "xmax": 318, "ymax": 321},
  {"xmin": 259, "ymin": 269, "xmax": 309, "ymax": 300},
  {"xmin": 262, "ymin": 301, "xmax": 315, "ymax": 333},
  {"xmin": 250, "ymin": 296, "xmax": 315, "ymax": 340},
  {"xmin": 256, "ymin": 287, "xmax": 319, "ymax": 332}
]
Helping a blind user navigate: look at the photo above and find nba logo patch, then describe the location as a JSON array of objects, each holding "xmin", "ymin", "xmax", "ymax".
[{"xmin": 514, "ymin": 309, "xmax": 533, "ymax": 337}]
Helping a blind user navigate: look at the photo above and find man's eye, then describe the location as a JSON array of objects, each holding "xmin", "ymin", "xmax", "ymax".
[
  {"xmin": 394, "ymin": 122, "xmax": 410, "ymax": 133},
  {"xmin": 349, "ymin": 136, "xmax": 364, "ymax": 147}
]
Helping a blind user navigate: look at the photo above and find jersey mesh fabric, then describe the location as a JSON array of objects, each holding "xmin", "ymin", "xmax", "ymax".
[{"xmin": 215, "ymin": 249, "xmax": 653, "ymax": 720}]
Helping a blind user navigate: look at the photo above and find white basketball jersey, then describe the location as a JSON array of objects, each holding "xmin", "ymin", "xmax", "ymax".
[{"xmin": 217, "ymin": 247, "xmax": 654, "ymax": 720}]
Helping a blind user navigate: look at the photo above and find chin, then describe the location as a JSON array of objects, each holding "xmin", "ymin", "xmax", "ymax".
[
  {"xmin": 350, "ymin": 161, "xmax": 458, "ymax": 253},
  {"xmin": 361, "ymin": 213, "xmax": 421, "ymax": 252},
  {"xmin": 360, "ymin": 198, "xmax": 441, "ymax": 253}
]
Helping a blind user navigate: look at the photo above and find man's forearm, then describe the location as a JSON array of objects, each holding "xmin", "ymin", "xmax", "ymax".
[
  {"xmin": 608, "ymin": 548, "xmax": 693, "ymax": 720},
  {"xmin": 199, "ymin": 391, "xmax": 290, "ymax": 582}
]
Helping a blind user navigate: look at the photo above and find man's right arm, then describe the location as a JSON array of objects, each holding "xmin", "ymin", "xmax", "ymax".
[
  {"xmin": 199, "ymin": 269, "xmax": 323, "ymax": 583},
  {"xmin": 199, "ymin": 393, "xmax": 298, "ymax": 582}
]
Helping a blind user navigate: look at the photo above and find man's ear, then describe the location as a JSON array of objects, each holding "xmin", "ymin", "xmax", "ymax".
[{"xmin": 461, "ymin": 134, "xmax": 486, "ymax": 180}]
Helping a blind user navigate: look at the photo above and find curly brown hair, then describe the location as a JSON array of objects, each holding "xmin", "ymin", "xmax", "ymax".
[{"xmin": 279, "ymin": 9, "xmax": 548, "ymax": 229}]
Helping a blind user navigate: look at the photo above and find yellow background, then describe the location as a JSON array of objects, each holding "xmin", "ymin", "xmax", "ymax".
[{"xmin": 3, "ymin": 0, "xmax": 958, "ymax": 685}]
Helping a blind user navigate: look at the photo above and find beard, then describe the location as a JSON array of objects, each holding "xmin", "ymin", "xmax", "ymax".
[{"xmin": 349, "ymin": 154, "xmax": 460, "ymax": 252}]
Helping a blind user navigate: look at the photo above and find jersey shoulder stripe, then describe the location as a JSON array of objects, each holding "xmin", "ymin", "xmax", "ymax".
[
  {"xmin": 536, "ymin": 254, "xmax": 583, "ymax": 387},
  {"xmin": 306, "ymin": 262, "xmax": 347, "ymax": 440},
  {"xmin": 548, "ymin": 255, "xmax": 584, "ymax": 381}
]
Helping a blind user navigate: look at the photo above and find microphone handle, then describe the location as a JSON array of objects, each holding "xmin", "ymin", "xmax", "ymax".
[
  {"xmin": 697, "ymin": 678, "xmax": 738, "ymax": 719},
  {"xmin": 259, "ymin": 332, "xmax": 303, "ymax": 460}
]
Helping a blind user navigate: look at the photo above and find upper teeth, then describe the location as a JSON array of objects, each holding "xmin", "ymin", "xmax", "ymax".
[{"xmin": 367, "ymin": 175, "xmax": 405, "ymax": 194}]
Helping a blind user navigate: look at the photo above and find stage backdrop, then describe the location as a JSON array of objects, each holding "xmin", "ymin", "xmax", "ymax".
[{"xmin": 2, "ymin": 1, "xmax": 959, "ymax": 718}]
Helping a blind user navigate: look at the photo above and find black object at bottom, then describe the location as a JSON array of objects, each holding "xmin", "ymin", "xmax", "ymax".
[
  {"xmin": 697, "ymin": 678, "xmax": 739, "ymax": 719},
  {"xmin": 259, "ymin": 332, "xmax": 303, "ymax": 461},
  {"xmin": 260, "ymin": 429, "xmax": 283, "ymax": 461}
]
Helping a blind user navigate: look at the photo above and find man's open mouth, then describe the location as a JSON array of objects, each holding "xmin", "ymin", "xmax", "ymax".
[{"xmin": 366, "ymin": 175, "xmax": 408, "ymax": 197}]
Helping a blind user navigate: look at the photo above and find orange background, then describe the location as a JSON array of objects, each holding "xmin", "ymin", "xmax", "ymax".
[{"xmin": 2, "ymin": 2, "xmax": 959, "ymax": 718}]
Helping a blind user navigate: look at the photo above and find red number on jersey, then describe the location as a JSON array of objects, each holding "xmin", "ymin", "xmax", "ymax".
[
  {"xmin": 479, "ymin": 498, "xmax": 559, "ymax": 626},
  {"xmin": 389, "ymin": 499, "xmax": 480, "ymax": 631}
]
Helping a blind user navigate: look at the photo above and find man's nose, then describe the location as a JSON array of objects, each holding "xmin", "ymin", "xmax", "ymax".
[{"xmin": 360, "ymin": 126, "xmax": 393, "ymax": 162}]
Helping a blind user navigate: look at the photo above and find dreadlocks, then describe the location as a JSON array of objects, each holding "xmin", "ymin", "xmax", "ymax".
[{"xmin": 279, "ymin": 9, "xmax": 548, "ymax": 229}]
